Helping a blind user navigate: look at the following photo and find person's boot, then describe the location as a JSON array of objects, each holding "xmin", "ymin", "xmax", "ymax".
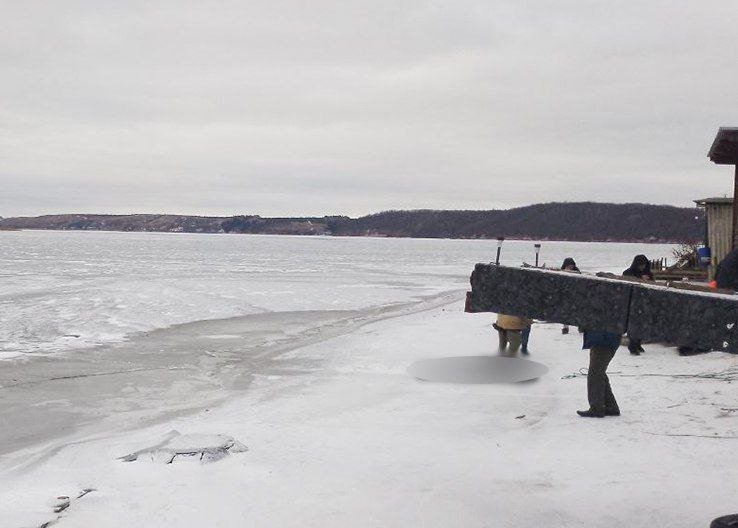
[
  {"xmin": 605, "ymin": 407, "xmax": 620, "ymax": 416},
  {"xmin": 628, "ymin": 345, "xmax": 641, "ymax": 355},
  {"xmin": 577, "ymin": 408, "xmax": 605, "ymax": 418}
]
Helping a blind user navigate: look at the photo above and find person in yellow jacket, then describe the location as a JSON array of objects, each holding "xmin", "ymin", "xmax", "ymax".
[{"xmin": 494, "ymin": 313, "xmax": 533, "ymax": 356}]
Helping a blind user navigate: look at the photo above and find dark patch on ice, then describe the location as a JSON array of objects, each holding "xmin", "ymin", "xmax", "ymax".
[
  {"xmin": 408, "ymin": 355, "xmax": 548, "ymax": 384},
  {"xmin": 119, "ymin": 431, "xmax": 248, "ymax": 464}
]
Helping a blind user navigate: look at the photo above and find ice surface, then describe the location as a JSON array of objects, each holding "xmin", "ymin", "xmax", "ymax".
[
  {"xmin": 0, "ymin": 230, "xmax": 676, "ymax": 359},
  {"xmin": 0, "ymin": 296, "xmax": 459, "ymax": 457},
  {"xmin": 6, "ymin": 232, "xmax": 720, "ymax": 527}
]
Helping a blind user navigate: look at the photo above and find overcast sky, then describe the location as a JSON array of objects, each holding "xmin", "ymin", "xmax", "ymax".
[{"xmin": 2, "ymin": 1, "xmax": 738, "ymax": 217}]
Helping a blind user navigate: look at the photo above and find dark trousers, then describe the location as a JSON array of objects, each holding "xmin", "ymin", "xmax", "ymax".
[
  {"xmin": 588, "ymin": 346, "xmax": 618, "ymax": 412},
  {"xmin": 497, "ymin": 329, "xmax": 522, "ymax": 356}
]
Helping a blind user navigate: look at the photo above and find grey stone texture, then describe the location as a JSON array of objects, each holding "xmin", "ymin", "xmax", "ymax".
[
  {"xmin": 466, "ymin": 265, "xmax": 738, "ymax": 353},
  {"xmin": 466, "ymin": 264, "xmax": 632, "ymax": 334},
  {"xmin": 628, "ymin": 286, "xmax": 738, "ymax": 352}
]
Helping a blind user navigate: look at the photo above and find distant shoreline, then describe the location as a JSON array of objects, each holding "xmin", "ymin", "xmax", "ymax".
[
  {"xmin": 1, "ymin": 227, "xmax": 683, "ymax": 245},
  {"xmin": 0, "ymin": 202, "xmax": 703, "ymax": 244}
]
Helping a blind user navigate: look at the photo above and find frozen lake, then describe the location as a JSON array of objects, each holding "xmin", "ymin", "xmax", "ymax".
[
  {"xmin": 0, "ymin": 230, "xmax": 676, "ymax": 360},
  {"xmin": 4, "ymin": 231, "xmax": 737, "ymax": 528}
]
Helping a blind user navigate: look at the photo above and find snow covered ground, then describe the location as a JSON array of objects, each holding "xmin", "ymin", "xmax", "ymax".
[
  {"xmin": 3, "ymin": 232, "xmax": 736, "ymax": 527},
  {"xmin": 2, "ymin": 299, "xmax": 737, "ymax": 527}
]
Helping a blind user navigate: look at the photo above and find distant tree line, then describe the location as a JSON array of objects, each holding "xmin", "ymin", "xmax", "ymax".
[
  {"xmin": 325, "ymin": 202, "xmax": 704, "ymax": 242},
  {"xmin": 0, "ymin": 202, "xmax": 705, "ymax": 243}
]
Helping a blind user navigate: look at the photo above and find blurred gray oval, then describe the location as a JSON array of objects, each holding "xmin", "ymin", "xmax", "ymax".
[{"xmin": 408, "ymin": 355, "xmax": 548, "ymax": 384}]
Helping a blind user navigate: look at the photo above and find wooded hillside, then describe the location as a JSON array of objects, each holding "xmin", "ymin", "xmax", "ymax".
[{"xmin": 0, "ymin": 202, "xmax": 704, "ymax": 242}]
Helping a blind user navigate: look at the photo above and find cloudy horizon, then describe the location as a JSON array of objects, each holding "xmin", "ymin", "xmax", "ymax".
[{"xmin": 2, "ymin": 1, "xmax": 738, "ymax": 218}]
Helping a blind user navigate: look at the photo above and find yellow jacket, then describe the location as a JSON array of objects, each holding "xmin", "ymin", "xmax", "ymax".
[{"xmin": 496, "ymin": 313, "xmax": 533, "ymax": 331}]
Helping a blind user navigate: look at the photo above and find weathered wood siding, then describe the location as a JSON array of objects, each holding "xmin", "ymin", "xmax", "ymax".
[{"xmin": 707, "ymin": 202, "xmax": 734, "ymax": 280}]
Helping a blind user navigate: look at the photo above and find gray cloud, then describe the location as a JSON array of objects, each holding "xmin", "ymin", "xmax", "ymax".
[{"xmin": 1, "ymin": 0, "xmax": 738, "ymax": 217}]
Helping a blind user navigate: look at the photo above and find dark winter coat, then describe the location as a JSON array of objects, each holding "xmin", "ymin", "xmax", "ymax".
[
  {"xmin": 623, "ymin": 255, "xmax": 654, "ymax": 280},
  {"xmin": 583, "ymin": 330, "xmax": 621, "ymax": 351},
  {"xmin": 561, "ymin": 258, "xmax": 580, "ymax": 272},
  {"xmin": 716, "ymin": 249, "xmax": 738, "ymax": 291}
]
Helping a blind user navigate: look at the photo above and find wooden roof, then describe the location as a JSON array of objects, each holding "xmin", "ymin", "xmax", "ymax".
[
  {"xmin": 708, "ymin": 127, "xmax": 738, "ymax": 164},
  {"xmin": 694, "ymin": 197, "xmax": 733, "ymax": 206}
]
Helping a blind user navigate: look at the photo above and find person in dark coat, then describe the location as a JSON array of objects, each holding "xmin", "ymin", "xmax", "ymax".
[
  {"xmin": 623, "ymin": 254, "xmax": 654, "ymax": 280},
  {"xmin": 560, "ymin": 258, "xmax": 581, "ymax": 335},
  {"xmin": 578, "ymin": 330, "xmax": 621, "ymax": 418},
  {"xmin": 623, "ymin": 254, "xmax": 653, "ymax": 354},
  {"xmin": 715, "ymin": 248, "xmax": 738, "ymax": 291},
  {"xmin": 561, "ymin": 257, "xmax": 580, "ymax": 273}
]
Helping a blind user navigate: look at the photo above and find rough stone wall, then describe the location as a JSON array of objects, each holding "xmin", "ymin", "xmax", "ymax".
[
  {"xmin": 628, "ymin": 286, "xmax": 738, "ymax": 352},
  {"xmin": 466, "ymin": 265, "xmax": 738, "ymax": 352},
  {"xmin": 466, "ymin": 265, "xmax": 632, "ymax": 334}
]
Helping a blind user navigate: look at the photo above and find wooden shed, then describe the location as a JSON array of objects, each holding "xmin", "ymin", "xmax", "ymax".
[
  {"xmin": 708, "ymin": 127, "xmax": 738, "ymax": 249},
  {"xmin": 694, "ymin": 197, "xmax": 733, "ymax": 279}
]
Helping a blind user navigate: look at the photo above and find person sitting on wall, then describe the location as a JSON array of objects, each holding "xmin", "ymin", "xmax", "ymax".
[
  {"xmin": 623, "ymin": 254, "xmax": 654, "ymax": 355},
  {"xmin": 494, "ymin": 314, "xmax": 532, "ymax": 357}
]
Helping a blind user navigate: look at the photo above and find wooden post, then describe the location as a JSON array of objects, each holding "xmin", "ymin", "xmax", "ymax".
[{"xmin": 734, "ymin": 164, "xmax": 738, "ymax": 250}]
